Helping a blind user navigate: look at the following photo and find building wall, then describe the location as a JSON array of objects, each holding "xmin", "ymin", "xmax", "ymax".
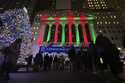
[
  {"xmin": 94, "ymin": 12, "xmax": 123, "ymax": 47},
  {"xmin": 32, "ymin": 0, "xmax": 125, "ymax": 48}
]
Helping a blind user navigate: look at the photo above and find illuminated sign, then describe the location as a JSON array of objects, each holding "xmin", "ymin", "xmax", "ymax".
[{"xmin": 40, "ymin": 45, "xmax": 80, "ymax": 53}]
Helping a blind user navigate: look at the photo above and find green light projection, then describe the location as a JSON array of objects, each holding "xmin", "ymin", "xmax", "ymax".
[
  {"xmin": 47, "ymin": 24, "xmax": 52, "ymax": 42},
  {"xmin": 88, "ymin": 20, "xmax": 96, "ymax": 43},
  {"xmin": 45, "ymin": 17, "xmax": 94, "ymax": 21},
  {"xmin": 75, "ymin": 24, "xmax": 80, "ymax": 46},
  {"xmin": 61, "ymin": 23, "xmax": 65, "ymax": 45}
]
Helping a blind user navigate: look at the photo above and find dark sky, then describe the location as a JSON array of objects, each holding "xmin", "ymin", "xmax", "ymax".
[{"xmin": 56, "ymin": 0, "xmax": 71, "ymax": 9}]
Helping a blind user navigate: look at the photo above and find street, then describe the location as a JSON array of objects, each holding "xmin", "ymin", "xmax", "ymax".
[{"xmin": 0, "ymin": 71, "xmax": 125, "ymax": 83}]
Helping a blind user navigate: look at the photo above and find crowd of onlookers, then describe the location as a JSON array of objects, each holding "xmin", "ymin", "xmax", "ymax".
[
  {"xmin": 25, "ymin": 53, "xmax": 71, "ymax": 72},
  {"xmin": 24, "ymin": 34, "xmax": 125, "ymax": 77},
  {"xmin": 0, "ymin": 33, "xmax": 125, "ymax": 80}
]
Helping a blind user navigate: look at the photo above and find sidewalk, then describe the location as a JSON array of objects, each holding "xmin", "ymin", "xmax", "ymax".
[{"xmin": 0, "ymin": 72, "xmax": 125, "ymax": 83}]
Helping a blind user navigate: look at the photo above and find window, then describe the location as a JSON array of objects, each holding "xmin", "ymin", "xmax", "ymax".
[
  {"xmin": 100, "ymin": 21, "xmax": 102, "ymax": 24},
  {"xmin": 114, "ymin": 16, "xmax": 116, "ymax": 18},
  {"xmin": 117, "ymin": 22, "xmax": 119, "ymax": 24},
  {"xmin": 108, "ymin": 22, "xmax": 111, "ymax": 24},
  {"xmin": 97, "ymin": 22, "xmax": 99, "ymax": 24},
  {"xmin": 105, "ymin": 21, "xmax": 107, "ymax": 24}
]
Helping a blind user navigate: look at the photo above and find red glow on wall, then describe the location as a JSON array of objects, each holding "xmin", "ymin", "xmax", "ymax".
[
  {"xmin": 67, "ymin": 16, "xmax": 74, "ymax": 23},
  {"xmin": 80, "ymin": 15, "xmax": 86, "ymax": 23},
  {"xmin": 67, "ymin": 11, "xmax": 74, "ymax": 24},
  {"xmin": 81, "ymin": 23, "xmax": 88, "ymax": 47},
  {"xmin": 54, "ymin": 16, "xmax": 60, "ymax": 23},
  {"xmin": 54, "ymin": 23, "xmax": 59, "ymax": 44},
  {"xmin": 41, "ymin": 15, "xmax": 48, "ymax": 23},
  {"xmin": 69, "ymin": 23, "xmax": 73, "ymax": 45},
  {"xmin": 37, "ymin": 28, "xmax": 43, "ymax": 46},
  {"xmin": 67, "ymin": 11, "xmax": 74, "ymax": 45},
  {"xmin": 79, "ymin": 13, "xmax": 88, "ymax": 47},
  {"xmin": 54, "ymin": 16, "xmax": 60, "ymax": 44}
]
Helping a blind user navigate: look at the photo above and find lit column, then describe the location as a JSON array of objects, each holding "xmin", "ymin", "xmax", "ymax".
[
  {"xmin": 54, "ymin": 16, "xmax": 60, "ymax": 44},
  {"xmin": 47, "ymin": 24, "xmax": 52, "ymax": 43},
  {"xmin": 81, "ymin": 23, "xmax": 88, "ymax": 47},
  {"xmin": 61, "ymin": 24, "xmax": 65, "ymax": 45},
  {"xmin": 41, "ymin": 15, "xmax": 48, "ymax": 44},
  {"xmin": 68, "ymin": 23, "xmax": 73, "ymax": 45},
  {"xmin": 54, "ymin": 23, "xmax": 59, "ymax": 44},
  {"xmin": 75, "ymin": 24, "xmax": 80, "ymax": 46},
  {"xmin": 47, "ymin": 17, "xmax": 54, "ymax": 43},
  {"xmin": 88, "ymin": 20, "xmax": 96, "ymax": 43},
  {"xmin": 37, "ymin": 23, "xmax": 46, "ymax": 46},
  {"xmin": 79, "ymin": 14, "xmax": 89, "ymax": 47}
]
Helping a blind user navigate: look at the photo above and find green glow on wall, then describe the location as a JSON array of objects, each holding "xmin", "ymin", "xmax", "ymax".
[
  {"xmin": 48, "ymin": 17, "xmax": 54, "ymax": 21},
  {"xmin": 60, "ymin": 17, "xmax": 67, "ymax": 20},
  {"xmin": 34, "ymin": 32, "xmax": 38, "ymax": 35},
  {"xmin": 61, "ymin": 23, "xmax": 65, "ymax": 45},
  {"xmin": 45, "ymin": 17, "xmax": 94, "ymax": 21},
  {"xmin": 88, "ymin": 21, "xmax": 96, "ymax": 43},
  {"xmin": 75, "ymin": 24, "xmax": 80, "ymax": 46},
  {"xmin": 47, "ymin": 24, "xmax": 52, "ymax": 42},
  {"xmin": 87, "ymin": 17, "xmax": 94, "ymax": 20}
]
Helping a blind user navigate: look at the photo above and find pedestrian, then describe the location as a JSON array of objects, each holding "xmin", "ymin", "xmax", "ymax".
[
  {"xmin": 59, "ymin": 55, "xmax": 65, "ymax": 71},
  {"xmin": 1, "ymin": 47, "xmax": 13, "ymax": 80},
  {"xmin": 68, "ymin": 45, "xmax": 77, "ymax": 72},
  {"xmin": 34, "ymin": 53, "xmax": 43, "ymax": 72},
  {"xmin": 53, "ymin": 55, "xmax": 58, "ymax": 71},
  {"xmin": 25, "ymin": 55, "xmax": 33, "ymax": 72},
  {"xmin": 81, "ymin": 47, "xmax": 88, "ymax": 72},
  {"xmin": 108, "ymin": 44, "xmax": 124, "ymax": 79},
  {"xmin": 0, "ymin": 49, "xmax": 5, "ymax": 78},
  {"xmin": 95, "ymin": 34, "xmax": 110, "ymax": 72},
  {"xmin": 64, "ymin": 56, "xmax": 71, "ymax": 72},
  {"xmin": 87, "ymin": 41, "xmax": 96, "ymax": 72},
  {"xmin": 48, "ymin": 55, "xmax": 53, "ymax": 71},
  {"xmin": 43, "ymin": 54, "xmax": 49, "ymax": 71}
]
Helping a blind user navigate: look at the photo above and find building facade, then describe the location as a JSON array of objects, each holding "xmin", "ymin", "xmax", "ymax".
[{"xmin": 32, "ymin": 0, "xmax": 125, "ymax": 49}]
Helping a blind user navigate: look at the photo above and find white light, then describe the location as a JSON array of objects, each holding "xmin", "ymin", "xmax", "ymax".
[
  {"xmin": 100, "ymin": 22, "xmax": 102, "ymax": 24},
  {"xmin": 99, "ymin": 30, "xmax": 102, "ymax": 33},
  {"xmin": 40, "ymin": 14, "xmax": 42, "ymax": 16},
  {"xmin": 23, "ymin": 7, "xmax": 28, "ymax": 13},
  {"xmin": 37, "ymin": 27, "xmax": 39, "ymax": 29},
  {"xmin": 97, "ymin": 22, "xmax": 99, "ymax": 24},
  {"xmin": 114, "ymin": 16, "xmax": 116, "ymax": 18},
  {"xmin": 0, "ymin": 8, "xmax": 3, "ymax": 10},
  {"xmin": 108, "ymin": 22, "xmax": 111, "ymax": 24},
  {"xmin": 117, "ymin": 22, "xmax": 119, "ymax": 24},
  {"xmin": 100, "ymin": 58, "xmax": 103, "ymax": 64},
  {"xmin": 118, "ymin": 47, "xmax": 121, "ymax": 50},
  {"xmin": 105, "ymin": 21, "xmax": 107, "ymax": 24},
  {"xmin": 33, "ymin": 38, "xmax": 36, "ymax": 40}
]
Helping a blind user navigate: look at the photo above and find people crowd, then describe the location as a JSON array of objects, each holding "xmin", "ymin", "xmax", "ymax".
[
  {"xmin": 24, "ymin": 34, "xmax": 124, "ymax": 78},
  {"xmin": 0, "ymin": 33, "xmax": 124, "ymax": 80},
  {"xmin": 0, "ymin": 38, "xmax": 22, "ymax": 80}
]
